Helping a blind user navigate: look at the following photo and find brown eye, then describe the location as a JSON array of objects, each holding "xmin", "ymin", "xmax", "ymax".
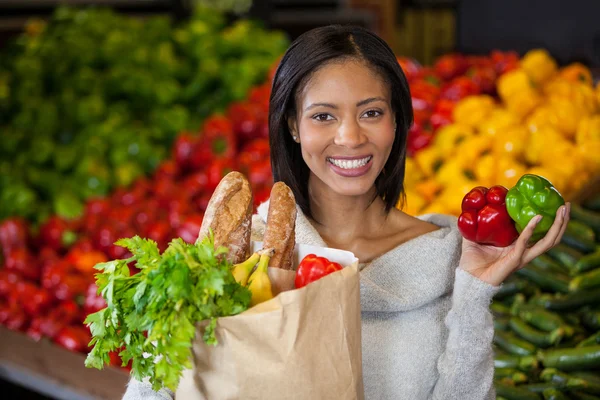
[
  {"xmin": 312, "ymin": 113, "xmax": 334, "ymax": 122},
  {"xmin": 363, "ymin": 110, "xmax": 382, "ymax": 118}
]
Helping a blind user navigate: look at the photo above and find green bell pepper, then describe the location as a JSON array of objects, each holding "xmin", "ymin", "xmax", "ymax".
[{"xmin": 506, "ymin": 174, "xmax": 565, "ymax": 242}]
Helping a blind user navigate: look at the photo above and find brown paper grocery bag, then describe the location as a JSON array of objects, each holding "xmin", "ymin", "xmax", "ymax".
[{"xmin": 175, "ymin": 243, "xmax": 363, "ymax": 400}]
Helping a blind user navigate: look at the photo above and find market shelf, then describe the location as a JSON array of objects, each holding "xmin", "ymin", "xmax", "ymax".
[{"xmin": 0, "ymin": 326, "xmax": 129, "ymax": 400}]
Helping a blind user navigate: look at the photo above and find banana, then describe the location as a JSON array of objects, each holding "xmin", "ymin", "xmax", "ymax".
[
  {"xmin": 248, "ymin": 248, "xmax": 275, "ymax": 306},
  {"xmin": 231, "ymin": 252, "xmax": 260, "ymax": 286}
]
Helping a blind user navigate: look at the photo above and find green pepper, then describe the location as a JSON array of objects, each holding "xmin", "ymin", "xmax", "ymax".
[{"xmin": 506, "ymin": 174, "xmax": 565, "ymax": 242}]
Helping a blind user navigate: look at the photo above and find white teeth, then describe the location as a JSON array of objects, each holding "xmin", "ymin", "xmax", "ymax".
[{"xmin": 328, "ymin": 156, "xmax": 371, "ymax": 169}]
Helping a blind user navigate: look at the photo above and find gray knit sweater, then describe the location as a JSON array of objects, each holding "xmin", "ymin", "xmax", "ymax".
[{"xmin": 123, "ymin": 203, "xmax": 499, "ymax": 400}]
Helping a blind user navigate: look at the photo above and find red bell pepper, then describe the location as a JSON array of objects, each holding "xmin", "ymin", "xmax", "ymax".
[
  {"xmin": 439, "ymin": 76, "xmax": 480, "ymax": 102},
  {"xmin": 434, "ymin": 53, "xmax": 468, "ymax": 81},
  {"xmin": 0, "ymin": 301, "xmax": 28, "ymax": 331},
  {"xmin": 430, "ymin": 99, "xmax": 456, "ymax": 131},
  {"xmin": 406, "ymin": 122, "xmax": 434, "ymax": 157},
  {"xmin": 54, "ymin": 326, "xmax": 91, "ymax": 353},
  {"xmin": 397, "ymin": 56, "xmax": 422, "ymax": 82},
  {"xmin": 39, "ymin": 216, "xmax": 77, "ymax": 252},
  {"xmin": 457, "ymin": 186, "xmax": 519, "ymax": 247},
  {"xmin": 0, "ymin": 217, "xmax": 30, "ymax": 254},
  {"xmin": 0, "ymin": 270, "xmax": 20, "ymax": 299},
  {"xmin": 176, "ymin": 214, "xmax": 204, "ymax": 244},
  {"xmin": 295, "ymin": 254, "xmax": 343, "ymax": 289},
  {"xmin": 83, "ymin": 282, "xmax": 106, "ymax": 315},
  {"xmin": 173, "ymin": 133, "xmax": 197, "ymax": 170},
  {"xmin": 190, "ymin": 116, "xmax": 237, "ymax": 169},
  {"xmin": 13, "ymin": 281, "xmax": 53, "ymax": 316},
  {"xmin": 5, "ymin": 247, "xmax": 40, "ymax": 281}
]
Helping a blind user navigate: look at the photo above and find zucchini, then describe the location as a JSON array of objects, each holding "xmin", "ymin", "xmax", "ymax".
[
  {"xmin": 531, "ymin": 255, "xmax": 570, "ymax": 275},
  {"xmin": 577, "ymin": 331, "xmax": 600, "ymax": 348},
  {"xmin": 516, "ymin": 265, "xmax": 570, "ymax": 294},
  {"xmin": 497, "ymin": 278, "xmax": 531, "ymax": 299},
  {"xmin": 571, "ymin": 204, "xmax": 600, "ymax": 237},
  {"xmin": 573, "ymin": 249, "xmax": 600, "ymax": 276},
  {"xmin": 495, "ymin": 367, "xmax": 529, "ymax": 384},
  {"xmin": 571, "ymin": 392, "xmax": 600, "ymax": 400},
  {"xmin": 529, "ymin": 290, "xmax": 600, "ymax": 311},
  {"xmin": 540, "ymin": 368, "xmax": 587, "ymax": 389},
  {"xmin": 539, "ymin": 345, "xmax": 600, "ymax": 371},
  {"xmin": 495, "ymin": 354, "xmax": 539, "ymax": 371},
  {"xmin": 570, "ymin": 372, "xmax": 600, "ymax": 385},
  {"xmin": 494, "ymin": 330, "xmax": 537, "ymax": 356},
  {"xmin": 581, "ymin": 309, "xmax": 600, "ymax": 331},
  {"xmin": 522, "ymin": 382, "xmax": 559, "ymax": 393},
  {"xmin": 512, "ymin": 302, "xmax": 572, "ymax": 335},
  {"xmin": 583, "ymin": 193, "xmax": 600, "ymax": 212},
  {"xmin": 542, "ymin": 389, "xmax": 570, "ymax": 400},
  {"xmin": 547, "ymin": 244, "xmax": 584, "ymax": 275},
  {"xmin": 570, "ymin": 268, "xmax": 600, "ymax": 292},
  {"xmin": 509, "ymin": 317, "xmax": 564, "ymax": 348},
  {"xmin": 562, "ymin": 220, "xmax": 597, "ymax": 254},
  {"xmin": 496, "ymin": 381, "xmax": 543, "ymax": 400},
  {"xmin": 495, "ymin": 316, "xmax": 511, "ymax": 331},
  {"xmin": 493, "ymin": 301, "xmax": 513, "ymax": 317}
]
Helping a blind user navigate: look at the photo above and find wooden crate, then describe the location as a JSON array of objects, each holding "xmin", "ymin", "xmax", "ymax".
[{"xmin": 0, "ymin": 326, "xmax": 129, "ymax": 400}]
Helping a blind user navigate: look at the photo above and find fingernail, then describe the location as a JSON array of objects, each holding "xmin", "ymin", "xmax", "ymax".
[
  {"xmin": 534, "ymin": 215, "xmax": 542, "ymax": 225},
  {"xmin": 563, "ymin": 206, "xmax": 567, "ymax": 217}
]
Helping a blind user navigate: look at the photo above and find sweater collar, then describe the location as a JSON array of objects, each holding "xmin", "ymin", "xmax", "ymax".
[{"xmin": 257, "ymin": 201, "xmax": 462, "ymax": 312}]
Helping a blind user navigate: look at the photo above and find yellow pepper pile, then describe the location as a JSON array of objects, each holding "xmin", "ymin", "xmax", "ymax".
[{"xmin": 400, "ymin": 49, "xmax": 600, "ymax": 217}]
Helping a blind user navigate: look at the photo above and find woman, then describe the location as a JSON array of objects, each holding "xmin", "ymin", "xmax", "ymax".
[{"xmin": 124, "ymin": 25, "xmax": 569, "ymax": 400}]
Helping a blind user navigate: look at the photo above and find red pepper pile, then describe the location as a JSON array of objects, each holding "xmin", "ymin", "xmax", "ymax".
[
  {"xmin": 398, "ymin": 51, "xmax": 519, "ymax": 156},
  {"xmin": 0, "ymin": 82, "xmax": 273, "ymax": 368}
]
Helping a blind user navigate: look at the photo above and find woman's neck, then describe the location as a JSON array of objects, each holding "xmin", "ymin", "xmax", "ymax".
[{"xmin": 307, "ymin": 178, "xmax": 390, "ymax": 247}]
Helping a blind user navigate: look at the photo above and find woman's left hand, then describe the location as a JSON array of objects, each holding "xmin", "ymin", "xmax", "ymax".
[{"xmin": 459, "ymin": 203, "xmax": 570, "ymax": 286}]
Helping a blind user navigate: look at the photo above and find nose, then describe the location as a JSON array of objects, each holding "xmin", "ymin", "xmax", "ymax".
[{"xmin": 333, "ymin": 120, "xmax": 367, "ymax": 148}]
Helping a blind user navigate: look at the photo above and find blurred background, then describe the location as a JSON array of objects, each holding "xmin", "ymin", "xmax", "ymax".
[{"xmin": 1, "ymin": 1, "xmax": 600, "ymax": 399}]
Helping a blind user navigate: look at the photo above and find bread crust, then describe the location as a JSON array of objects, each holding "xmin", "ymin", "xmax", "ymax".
[
  {"xmin": 262, "ymin": 182, "xmax": 297, "ymax": 270},
  {"xmin": 197, "ymin": 171, "xmax": 252, "ymax": 264}
]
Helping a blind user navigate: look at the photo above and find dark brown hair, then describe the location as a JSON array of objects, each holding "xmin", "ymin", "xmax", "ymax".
[{"xmin": 269, "ymin": 25, "xmax": 413, "ymax": 219}]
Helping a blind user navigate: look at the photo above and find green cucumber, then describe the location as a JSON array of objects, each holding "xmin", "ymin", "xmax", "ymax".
[
  {"xmin": 495, "ymin": 367, "xmax": 529, "ymax": 384},
  {"xmin": 529, "ymin": 290, "xmax": 600, "ymax": 311},
  {"xmin": 496, "ymin": 381, "xmax": 543, "ymax": 400},
  {"xmin": 581, "ymin": 309, "xmax": 600, "ymax": 331},
  {"xmin": 573, "ymin": 249, "xmax": 600, "ymax": 276},
  {"xmin": 542, "ymin": 388, "xmax": 570, "ymax": 400},
  {"xmin": 493, "ymin": 301, "xmax": 513, "ymax": 317},
  {"xmin": 570, "ymin": 268, "xmax": 600, "ymax": 292},
  {"xmin": 497, "ymin": 278, "xmax": 531, "ymax": 299},
  {"xmin": 571, "ymin": 392, "xmax": 600, "ymax": 400},
  {"xmin": 539, "ymin": 345, "xmax": 600, "ymax": 371},
  {"xmin": 540, "ymin": 368, "xmax": 587, "ymax": 389},
  {"xmin": 577, "ymin": 331, "xmax": 600, "ymax": 348},
  {"xmin": 583, "ymin": 193, "xmax": 600, "ymax": 212},
  {"xmin": 509, "ymin": 317, "xmax": 564, "ymax": 348},
  {"xmin": 571, "ymin": 204, "xmax": 600, "ymax": 237},
  {"xmin": 494, "ymin": 330, "xmax": 537, "ymax": 356},
  {"xmin": 495, "ymin": 316, "xmax": 511, "ymax": 331},
  {"xmin": 516, "ymin": 266, "xmax": 570, "ymax": 294},
  {"xmin": 531, "ymin": 255, "xmax": 570, "ymax": 275},
  {"xmin": 494, "ymin": 354, "xmax": 539, "ymax": 371},
  {"xmin": 562, "ymin": 220, "xmax": 597, "ymax": 254},
  {"xmin": 521, "ymin": 382, "xmax": 558, "ymax": 394},
  {"xmin": 547, "ymin": 244, "xmax": 584, "ymax": 275}
]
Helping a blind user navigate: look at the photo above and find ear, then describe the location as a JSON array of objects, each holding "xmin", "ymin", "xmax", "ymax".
[{"xmin": 287, "ymin": 116, "xmax": 300, "ymax": 143}]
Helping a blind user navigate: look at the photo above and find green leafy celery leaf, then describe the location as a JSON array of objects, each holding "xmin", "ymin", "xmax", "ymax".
[{"xmin": 85, "ymin": 235, "xmax": 251, "ymax": 391}]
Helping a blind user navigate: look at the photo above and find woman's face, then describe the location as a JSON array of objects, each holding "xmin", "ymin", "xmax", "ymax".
[{"xmin": 291, "ymin": 59, "xmax": 395, "ymax": 198}]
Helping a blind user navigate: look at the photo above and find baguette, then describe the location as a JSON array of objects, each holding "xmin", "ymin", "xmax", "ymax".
[
  {"xmin": 262, "ymin": 182, "xmax": 297, "ymax": 270},
  {"xmin": 197, "ymin": 171, "xmax": 253, "ymax": 264}
]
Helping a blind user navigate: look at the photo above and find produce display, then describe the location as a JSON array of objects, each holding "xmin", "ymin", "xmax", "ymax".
[
  {"xmin": 0, "ymin": 81, "xmax": 273, "ymax": 369},
  {"xmin": 0, "ymin": 6, "xmax": 287, "ymax": 223},
  {"xmin": 492, "ymin": 196, "xmax": 600, "ymax": 399},
  {"xmin": 1, "ymin": 10, "xmax": 599, "ymax": 396},
  {"xmin": 400, "ymin": 50, "xmax": 600, "ymax": 217}
]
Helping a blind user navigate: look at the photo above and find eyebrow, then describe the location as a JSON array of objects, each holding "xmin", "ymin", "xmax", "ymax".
[{"xmin": 304, "ymin": 97, "xmax": 386, "ymax": 112}]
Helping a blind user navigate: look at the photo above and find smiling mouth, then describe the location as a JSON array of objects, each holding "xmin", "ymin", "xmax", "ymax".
[{"xmin": 326, "ymin": 156, "xmax": 373, "ymax": 169}]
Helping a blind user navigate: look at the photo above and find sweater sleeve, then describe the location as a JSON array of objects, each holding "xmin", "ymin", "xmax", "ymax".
[
  {"xmin": 431, "ymin": 268, "xmax": 500, "ymax": 400},
  {"xmin": 121, "ymin": 378, "xmax": 174, "ymax": 400}
]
